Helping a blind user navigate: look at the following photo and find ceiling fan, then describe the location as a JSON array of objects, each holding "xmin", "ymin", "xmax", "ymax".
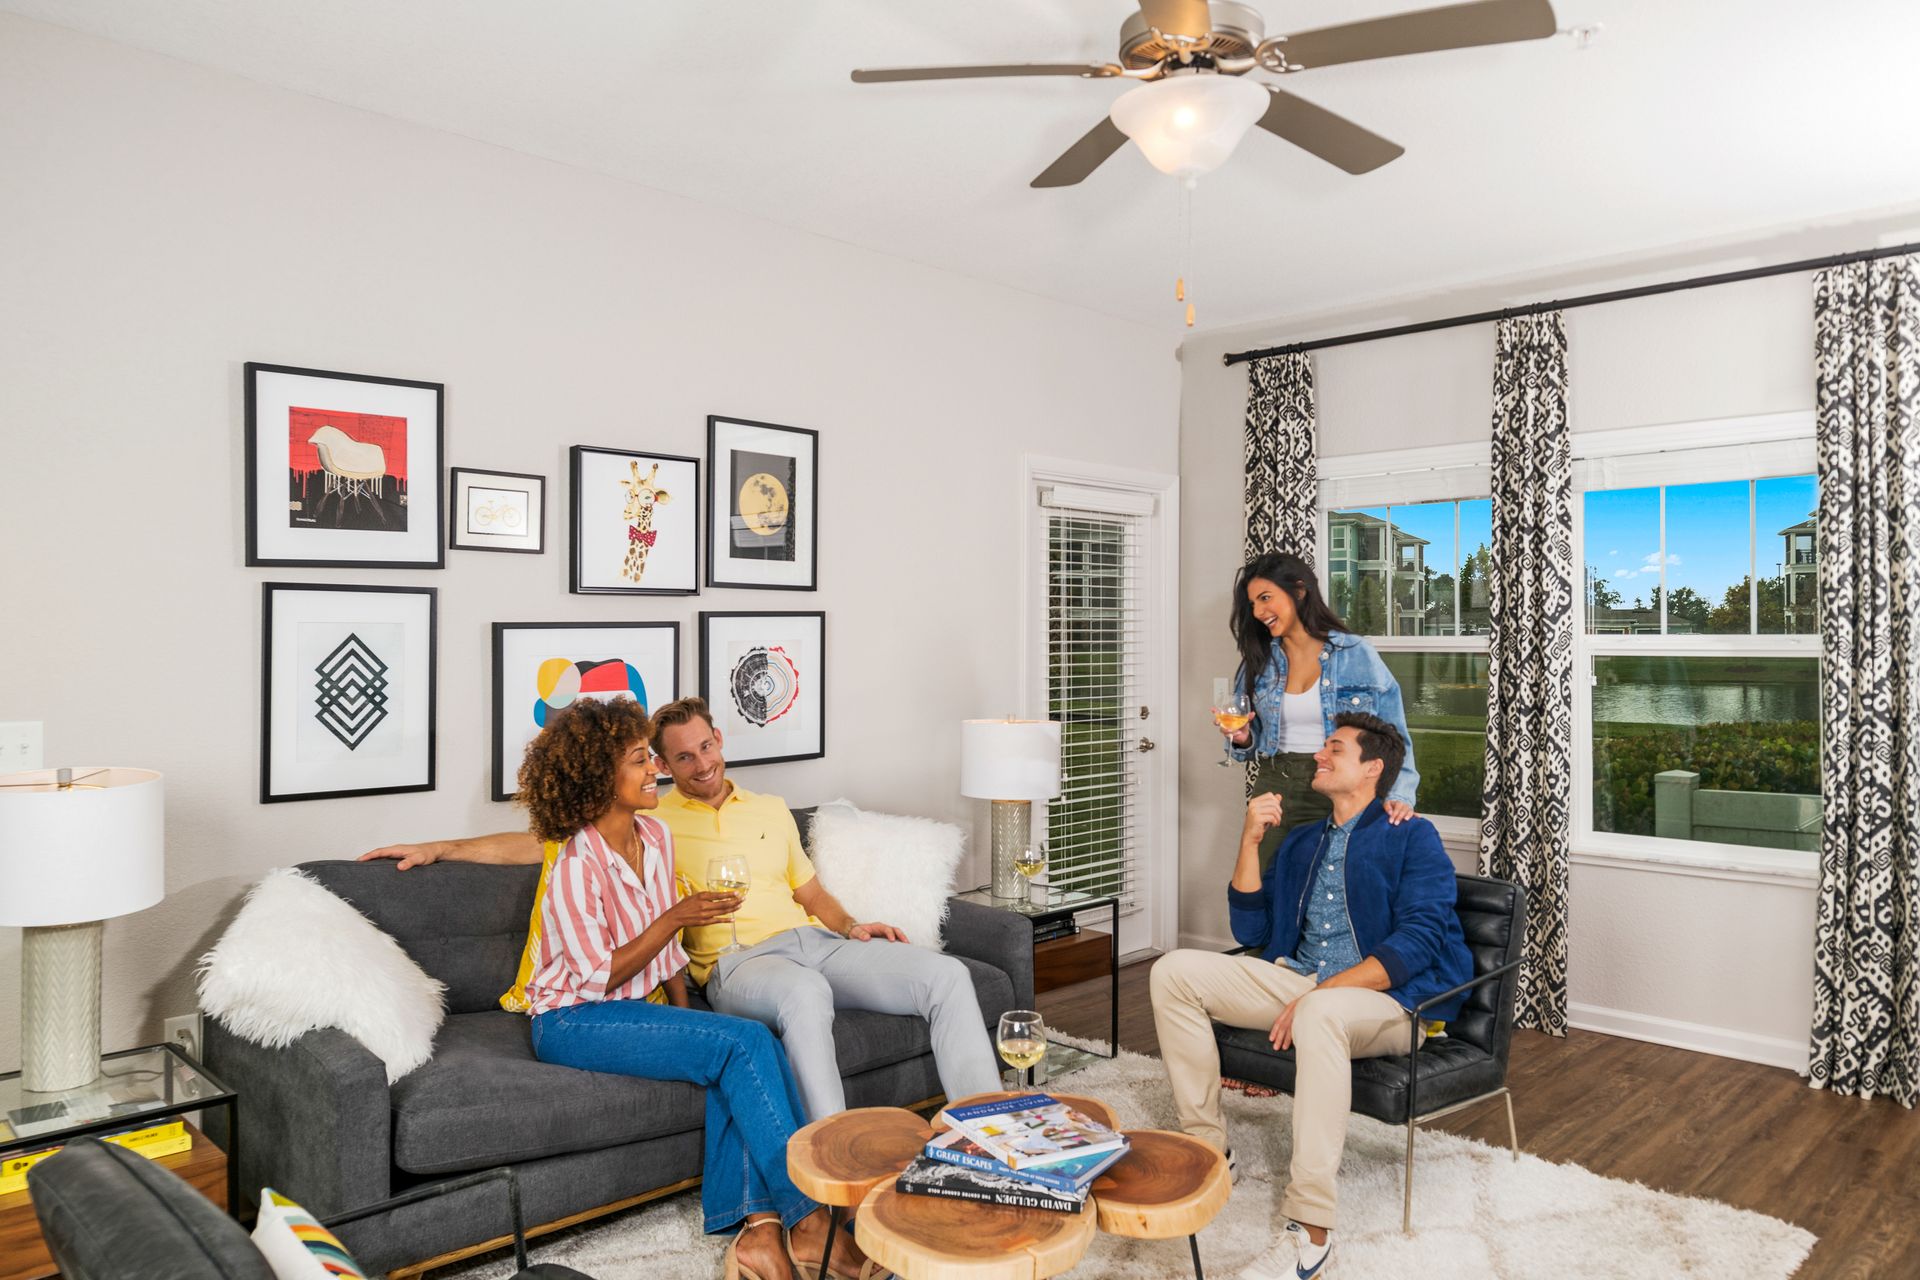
[{"xmin": 851, "ymin": 0, "xmax": 1559, "ymax": 187}]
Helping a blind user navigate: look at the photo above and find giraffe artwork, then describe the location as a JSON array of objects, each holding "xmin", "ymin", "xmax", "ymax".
[{"xmin": 619, "ymin": 460, "xmax": 672, "ymax": 585}]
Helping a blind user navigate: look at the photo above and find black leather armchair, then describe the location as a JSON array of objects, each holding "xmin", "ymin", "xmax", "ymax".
[{"xmin": 1214, "ymin": 873, "xmax": 1528, "ymax": 1232}]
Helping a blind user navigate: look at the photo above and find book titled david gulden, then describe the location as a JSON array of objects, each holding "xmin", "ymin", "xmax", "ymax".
[
  {"xmin": 938, "ymin": 1093, "xmax": 1128, "ymax": 1170},
  {"xmin": 920, "ymin": 1126, "xmax": 1129, "ymax": 1196}
]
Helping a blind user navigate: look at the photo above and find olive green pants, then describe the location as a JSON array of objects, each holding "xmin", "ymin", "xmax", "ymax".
[{"xmin": 1251, "ymin": 752, "xmax": 1333, "ymax": 875}]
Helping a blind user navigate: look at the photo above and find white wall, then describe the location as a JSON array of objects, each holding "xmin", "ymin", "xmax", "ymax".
[
  {"xmin": 1176, "ymin": 213, "xmax": 1920, "ymax": 1070},
  {"xmin": 0, "ymin": 15, "xmax": 1181, "ymax": 1067}
]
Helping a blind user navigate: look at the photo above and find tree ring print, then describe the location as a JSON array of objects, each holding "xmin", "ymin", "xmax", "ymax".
[{"xmin": 729, "ymin": 644, "xmax": 801, "ymax": 727}]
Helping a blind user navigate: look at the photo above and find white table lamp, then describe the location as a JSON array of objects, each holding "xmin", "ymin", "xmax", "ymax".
[
  {"xmin": 0, "ymin": 768, "xmax": 165, "ymax": 1092},
  {"xmin": 960, "ymin": 719, "xmax": 1062, "ymax": 900}
]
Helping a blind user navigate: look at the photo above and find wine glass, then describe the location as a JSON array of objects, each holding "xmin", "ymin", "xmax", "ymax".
[
  {"xmin": 1210, "ymin": 677, "xmax": 1252, "ymax": 768},
  {"xmin": 997, "ymin": 1010, "xmax": 1047, "ymax": 1091},
  {"xmin": 1013, "ymin": 840, "xmax": 1047, "ymax": 902},
  {"xmin": 707, "ymin": 855, "xmax": 751, "ymax": 955}
]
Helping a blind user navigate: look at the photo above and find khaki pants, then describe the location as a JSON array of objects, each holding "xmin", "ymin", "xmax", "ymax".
[{"xmin": 1150, "ymin": 949, "xmax": 1416, "ymax": 1230}]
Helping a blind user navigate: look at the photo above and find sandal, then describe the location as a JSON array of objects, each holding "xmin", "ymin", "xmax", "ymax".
[
  {"xmin": 787, "ymin": 1215, "xmax": 883, "ymax": 1280},
  {"xmin": 725, "ymin": 1217, "xmax": 791, "ymax": 1280}
]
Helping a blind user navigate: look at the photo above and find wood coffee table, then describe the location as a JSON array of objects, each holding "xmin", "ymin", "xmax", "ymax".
[{"xmin": 787, "ymin": 1093, "xmax": 1227, "ymax": 1280}]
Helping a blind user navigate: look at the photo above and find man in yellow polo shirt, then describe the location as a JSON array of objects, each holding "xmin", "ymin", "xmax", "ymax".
[{"xmin": 360, "ymin": 697, "xmax": 1001, "ymax": 1122}]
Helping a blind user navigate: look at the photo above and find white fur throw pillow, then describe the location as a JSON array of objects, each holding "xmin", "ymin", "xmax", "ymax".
[
  {"xmin": 807, "ymin": 804, "xmax": 965, "ymax": 950},
  {"xmin": 197, "ymin": 869, "xmax": 445, "ymax": 1083}
]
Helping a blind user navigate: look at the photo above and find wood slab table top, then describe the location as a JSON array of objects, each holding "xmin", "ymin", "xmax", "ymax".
[
  {"xmin": 788, "ymin": 1107, "xmax": 936, "ymax": 1208},
  {"xmin": 855, "ymin": 1181, "xmax": 1098, "ymax": 1280},
  {"xmin": 1088, "ymin": 1130, "xmax": 1230, "ymax": 1240}
]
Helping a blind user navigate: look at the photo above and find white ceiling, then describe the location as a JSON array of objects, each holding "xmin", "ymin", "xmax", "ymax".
[{"xmin": 9, "ymin": 0, "xmax": 1920, "ymax": 332}]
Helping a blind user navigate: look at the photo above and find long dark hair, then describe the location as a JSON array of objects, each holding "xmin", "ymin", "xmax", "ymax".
[{"xmin": 1231, "ymin": 552, "xmax": 1348, "ymax": 691}]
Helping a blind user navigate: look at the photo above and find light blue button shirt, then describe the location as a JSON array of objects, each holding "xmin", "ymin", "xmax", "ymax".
[{"xmin": 1282, "ymin": 813, "xmax": 1365, "ymax": 980}]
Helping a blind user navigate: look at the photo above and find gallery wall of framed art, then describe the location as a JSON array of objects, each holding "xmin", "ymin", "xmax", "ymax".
[
  {"xmin": 246, "ymin": 363, "xmax": 445, "ymax": 569},
  {"xmin": 706, "ymin": 416, "xmax": 817, "ymax": 591},
  {"xmin": 699, "ymin": 611, "xmax": 825, "ymax": 766},
  {"xmin": 261, "ymin": 583, "xmax": 437, "ymax": 803},
  {"xmin": 491, "ymin": 621, "xmax": 681, "ymax": 800},
  {"xmin": 571, "ymin": 445, "xmax": 701, "ymax": 595}
]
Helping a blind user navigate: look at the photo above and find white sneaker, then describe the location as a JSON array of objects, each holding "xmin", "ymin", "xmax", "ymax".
[
  {"xmin": 1236, "ymin": 1223, "xmax": 1332, "ymax": 1280},
  {"xmin": 1225, "ymin": 1147, "xmax": 1240, "ymax": 1185}
]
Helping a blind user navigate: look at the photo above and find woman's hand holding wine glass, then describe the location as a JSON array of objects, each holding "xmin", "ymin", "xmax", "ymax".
[
  {"xmin": 707, "ymin": 855, "xmax": 751, "ymax": 954},
  {"xmin": 1210, "ymin": 677, "xmax": 1253, "ymax": 768}
]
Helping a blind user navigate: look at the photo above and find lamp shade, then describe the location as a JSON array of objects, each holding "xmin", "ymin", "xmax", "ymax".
[
  {"xmin": 960, "ymin": 720, "xmax": 1062, "ymax": 802},
  {"xmin": 0, "ymin": 768, "xmax": 164, "ymax": 926},
  {"xmin": 1109, "ymin": 73, "xmax": 1270, "ymax": 179}
]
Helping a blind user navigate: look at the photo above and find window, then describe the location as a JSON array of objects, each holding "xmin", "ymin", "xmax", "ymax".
[
  {"xmin": 1579, "ymin": 461, "xmax": 1819, "ymax": 863},
  {"xmin": 1325, "ymin": 496, "xmax": 1493, "ymax": 824}
]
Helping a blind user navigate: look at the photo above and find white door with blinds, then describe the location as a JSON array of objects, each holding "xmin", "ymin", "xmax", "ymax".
[{"xmin": 1026, "ymin": 464, "xmax": 1178, "ymax": 959}]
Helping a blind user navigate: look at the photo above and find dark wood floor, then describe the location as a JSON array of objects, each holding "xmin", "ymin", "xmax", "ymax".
[{"xmin": 1038, "ymin": 960, "xmax": 1920, "ymax": 1280}]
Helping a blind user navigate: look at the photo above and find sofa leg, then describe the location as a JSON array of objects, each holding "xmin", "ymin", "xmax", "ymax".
[
  {"xmin": 1402, "ymin": 1116, "xmax": 1416, "ymax": 1235},
  {"xmin": 1502, "ymin": 1088, "xmax": 1519, "ymax": 1161}
]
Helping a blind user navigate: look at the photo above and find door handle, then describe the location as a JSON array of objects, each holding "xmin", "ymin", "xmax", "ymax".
[{"xmin": 1137, "ymin": 737, "xmax": 1157, "ymax": 753}]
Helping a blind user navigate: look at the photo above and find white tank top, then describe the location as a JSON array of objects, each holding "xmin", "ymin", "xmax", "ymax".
[{"xmin": 1277, "ymin": 689, "xmax": 1322, "ymax": 753}]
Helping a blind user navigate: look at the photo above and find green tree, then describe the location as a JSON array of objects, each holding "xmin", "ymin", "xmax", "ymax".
[
  {"xmin": 1704, "ymin": 575, "xmax": 1787, "ymax": 634},
  {"xmin": 1666, "ymin": 585, "xmax": 1712, "ymax": 631},
  {"xmin": 1588, "ymin": 566, "xmax": 1623, "ymax": 611}
]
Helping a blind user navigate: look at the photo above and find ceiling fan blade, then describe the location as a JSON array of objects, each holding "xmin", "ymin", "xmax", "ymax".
[
  {"xmin": 1255, "ymin": 87, "xmax": 1404, "ymax": 174},
  {"xmin": 852, "ymin": 63, "xmax": 1118, "ymax": 83},
  {"xmin": 1138, "ymin": 0, "xmax": 1213, "ymax": 41},
  {"xmin": 1275, "ymin": 0, "xmax": 1557, "ymax": 71},
  {"xmin": 1031, "ymin": 117, "xmax": 1130, "ymax": 188}
]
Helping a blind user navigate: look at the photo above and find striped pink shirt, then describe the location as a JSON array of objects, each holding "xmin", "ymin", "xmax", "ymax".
[{"xmin": 524, "ymin": 815, "xmax": 690, "ymax": 1015}]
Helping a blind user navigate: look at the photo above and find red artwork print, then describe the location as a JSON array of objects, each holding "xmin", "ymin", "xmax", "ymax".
[{"xmin": 288, "ymin": 407, "xmax": 409, "ymax": 483}]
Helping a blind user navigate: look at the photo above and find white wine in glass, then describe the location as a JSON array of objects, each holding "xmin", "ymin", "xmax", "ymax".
[
  {"xmin": 1210, "ymin": 678, "xmax": 1252, "ymax": 769},
  {"xmin": 1013, "ymin": 842, "xmax": 1046, "ymax": 880},
  {"xmin": 997, "ymin": 1010, "xmax": 1047, "ymax": 1090},
  {"xmin": 708, "ymin": 855, "xmax": 751, "ymax": 955}
]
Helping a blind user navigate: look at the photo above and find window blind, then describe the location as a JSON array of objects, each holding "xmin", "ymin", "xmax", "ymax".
[{"xmin": 1045, "ymin": 510, "xmax": 1144, "ymax": 911}]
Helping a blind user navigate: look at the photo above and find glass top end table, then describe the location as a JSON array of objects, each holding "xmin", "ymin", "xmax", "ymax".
[{"xmin": 954, "ymin": 885, "xmax": 1121, "ymax": 1077}]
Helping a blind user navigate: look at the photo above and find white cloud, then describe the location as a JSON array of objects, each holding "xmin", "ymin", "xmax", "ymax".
[
  {"xmin": 1608, "ymin": 548, "xmax": 1619, "ymax": 556},
  {"xmin": 1641, "ymin": 551, "xmax": 1682, "ymax": 569},
  {"xmin": 1611, "ymin": 568, "xmax": 1638, "ymax": 580}
]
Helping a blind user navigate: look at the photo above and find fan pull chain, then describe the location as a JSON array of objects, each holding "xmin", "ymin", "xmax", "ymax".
[{"xmin": 1181, "ymin": 178, "xmax": 1196, "ymax": 328}]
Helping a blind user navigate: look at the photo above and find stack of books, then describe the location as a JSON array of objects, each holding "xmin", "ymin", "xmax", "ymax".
[
  {"xmin": 0, "ymin": 1119, "xmax": 191, "ymax": 1194},
  {"xmin": 894, "ymin": 1094, "xmax": 1128, "ymax": 1213},
  {"xmin": 1031, "ymin": 917, "xmax": 1080, "ymax": 945}
]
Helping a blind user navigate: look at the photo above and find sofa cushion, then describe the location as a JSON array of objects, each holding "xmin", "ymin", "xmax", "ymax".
[{"xmin": 391, "ymin": 1012, "xmax": 704, "ymax": 1175}]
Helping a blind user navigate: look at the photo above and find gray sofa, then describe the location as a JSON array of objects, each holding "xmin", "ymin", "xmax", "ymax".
[{"xmin": 205, "ymin": 810, "xmax": 1031, "ymax": 1275}]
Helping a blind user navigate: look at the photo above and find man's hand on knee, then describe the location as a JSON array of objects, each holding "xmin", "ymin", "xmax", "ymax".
[{"xmin": 1269, "ymin": 992, "xmax": 1311, "ymax": 1050}]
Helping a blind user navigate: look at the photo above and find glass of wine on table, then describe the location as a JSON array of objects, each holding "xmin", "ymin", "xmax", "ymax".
[
  {"xmin": 997, "ymin": 1009, "xmax": 1047, "ymax": 1090},
  {"xmin": 707, "ymin": 855, "xmax": 750, "ymax": 955}
]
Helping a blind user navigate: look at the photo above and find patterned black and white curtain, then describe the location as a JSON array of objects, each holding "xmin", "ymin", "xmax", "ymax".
[
  {"xmin": 1243, "ymin": 353, "xmax": 1319, "ymax": 564},
  {"xmin": 1478, "ymin": 311, "xmax": 1575, "ymax": 1036},
  {"xmin": 1808, "ymin": 256, "xmax": 1920, "ymax": 1106}
]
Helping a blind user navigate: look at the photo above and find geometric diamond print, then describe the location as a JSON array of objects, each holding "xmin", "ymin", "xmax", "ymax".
[{"xmin": 313, "ymin": 632, "xmax": 390, "ymax": 750}]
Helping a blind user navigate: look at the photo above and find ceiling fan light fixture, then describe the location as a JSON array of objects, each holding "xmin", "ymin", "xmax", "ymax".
[{"xmin": 1108, "ymin": 73, "xmax": 1269, "ymax": 179}]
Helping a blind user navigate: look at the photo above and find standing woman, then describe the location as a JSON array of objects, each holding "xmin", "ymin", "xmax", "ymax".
[
  {"xmin": 517, "ymin": 696, "xmax": 863, "ymax": 1280},
  {"xmin": 1221, "ymin": 551, "xmax": 1421, "ymax": 872}
]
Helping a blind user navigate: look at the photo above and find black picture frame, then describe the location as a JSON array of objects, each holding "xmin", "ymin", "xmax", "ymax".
[
  {"xmin": 699, "ymin": 610, "xmax": 826, "ymax": 766},
  {"xmin": 491, "ymin": 621, "xmax": 681, "ymax": 801},
  {"xmin": 705, "ymin": 415, "xmax": 819, "ymax": 591},
  {"xmin": 261, "ymin": 582, "xmax": 437, "ymax": 803},
  {"xmin": 245, "ymin": 362, "xmax": 445, "ymax": 569},
  {"xmin": 569, "ymin": 446, "xmax": 701, "ymax": 595},
  {"xmin": 449, "ymin": 467, "xmax": 546, "ymax": 554}
]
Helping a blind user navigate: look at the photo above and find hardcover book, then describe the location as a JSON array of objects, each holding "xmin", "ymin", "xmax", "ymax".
[
  {"xmin": 894, "ymin": 1155, "xmax": 1086, "ymax": 1213},
  {"xmin": 921, "ymin": 1126, "xmax": 1128, "ymax": 1194},
  {"xmin": 938, "ymin": 1093, "xmax": 1127, "ymax": 1169}
]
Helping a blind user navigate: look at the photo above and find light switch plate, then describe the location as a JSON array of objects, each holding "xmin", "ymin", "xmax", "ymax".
[{"xmin": 0, "ymin": 721, "xmax": 44, "ymax": 773}]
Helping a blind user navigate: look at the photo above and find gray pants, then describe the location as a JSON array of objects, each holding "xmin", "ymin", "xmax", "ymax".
[{"xmin": 705, "ymin": 926, "xmax": 1002, "ymax": 1122}]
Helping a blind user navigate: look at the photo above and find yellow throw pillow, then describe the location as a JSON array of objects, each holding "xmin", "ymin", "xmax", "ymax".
[
  {"xmin": 251, "ymin": 1188, "xmax": 368, "ymax": 1279},
  {"xmin": 500, "ymin": 838, "xmax": 666, "ymax": 1011}
]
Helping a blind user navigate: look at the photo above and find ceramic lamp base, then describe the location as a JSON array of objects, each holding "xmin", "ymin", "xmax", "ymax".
[
  {"xmin": 989, "ymin": 800, "xmax": 1032, "ymax": 900},
  {"xmin": 21, "ymin": 921, "xmax": 102, "ymax": 1093}
]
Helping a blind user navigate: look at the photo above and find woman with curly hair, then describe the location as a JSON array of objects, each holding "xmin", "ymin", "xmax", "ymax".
[{"xmin": 518, "ymin": 696, "xmax": 857, "ymax": 1280}]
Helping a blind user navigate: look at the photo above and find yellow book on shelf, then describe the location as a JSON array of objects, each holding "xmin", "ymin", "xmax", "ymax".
[{"xmin": 0, "ymin": 1121, "xmax": 191, "ymax": 1194}]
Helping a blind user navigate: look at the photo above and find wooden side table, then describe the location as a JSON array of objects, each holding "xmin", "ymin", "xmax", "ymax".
[
  {"xmin": 788, "ymin": 1106, "xmax": 934, "ymax": 1278},
  {"xmin": 1088, "ymin": 1130, "xmax": 1230, "ymax": 1280},
  {"xmin": 951, "ymin": 888, "xmax": 1121, "ymax": 1063},
  {"xmin": 855, "ymin": 1180, "xmax": 1097, "ymax": 1280}
]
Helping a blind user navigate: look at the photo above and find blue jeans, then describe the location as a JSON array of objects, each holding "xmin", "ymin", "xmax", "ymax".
[{"xmin": 530, "ymin": 1000, "xmax": 818, "ymax": 1234}]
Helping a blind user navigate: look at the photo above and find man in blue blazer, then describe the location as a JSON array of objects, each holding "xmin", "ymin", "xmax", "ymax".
[{"xmin": 1152, "ymin": 713, "xmax": 1473, "ymax": 1280}]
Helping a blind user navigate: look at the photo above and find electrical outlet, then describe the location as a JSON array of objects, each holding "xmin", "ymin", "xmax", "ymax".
[
  {"xmin": 0, "ymin": 721, "xmax": 44, "ymax": 773},
  {"xmin": 163, "ymin": 1013, "xmax": 202, "ymax": 1061}
]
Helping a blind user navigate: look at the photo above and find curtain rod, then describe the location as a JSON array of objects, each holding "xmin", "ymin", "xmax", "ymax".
[{"xmin": 1221, "ymin": 239, "xmax": 1920, "ymax": 367}]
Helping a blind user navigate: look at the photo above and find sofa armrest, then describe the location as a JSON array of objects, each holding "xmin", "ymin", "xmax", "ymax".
[
  {"xmin": 203, "ymin": 1020, "xmax": 392, "ymax": 1218},
  {"xmin": 942, "ymin": 897, "xmax": 1034, "ymax": 1010}
]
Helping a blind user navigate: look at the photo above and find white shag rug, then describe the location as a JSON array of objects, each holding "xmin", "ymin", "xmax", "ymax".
[{"xmin": 434, "ymin": 1043, "xmax": 1814, "ymax": 1280}]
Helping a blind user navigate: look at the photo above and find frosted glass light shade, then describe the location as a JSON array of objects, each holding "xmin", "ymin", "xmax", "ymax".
[
  {"xmin": 960, "ymin": 721, "xmax": 1062, "ymax": 801},
  {"xmin": 1109, "ymin": 73, "xmax": 1270, "ymax": 179},
  {"xmin": 0, "ymin": 768, "xmax": 164, "ymax": 926}
]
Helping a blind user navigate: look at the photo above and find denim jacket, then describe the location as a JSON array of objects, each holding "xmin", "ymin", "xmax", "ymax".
[{"xmin": 1229, "ymin": 630, "xmax": 1419, "ymax": 807}]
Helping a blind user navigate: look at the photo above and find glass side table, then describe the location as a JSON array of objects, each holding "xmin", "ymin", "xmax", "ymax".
[
  {"xmin": 953, "ymin": 885, "xmax": 1120, "ymax": 1076},
  {"xmin": 1, "ymin": 1043, "xmax": 239, "ymax": 1218}
]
